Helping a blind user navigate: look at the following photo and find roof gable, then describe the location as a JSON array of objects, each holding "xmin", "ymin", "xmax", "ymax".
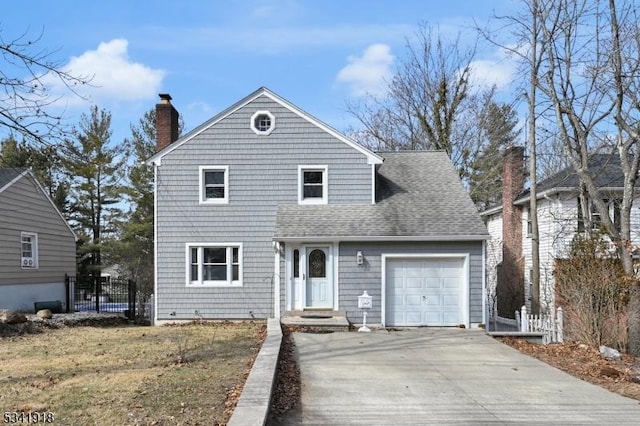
[
  {"xmin": 0, "ymin": 168, "xmax": 27, "ymax": 193},
  {"xmin": 147, "ymin": 87, "xmax": 383, "ymax": 166},
  {"xmin": 0, "ymin": 168, "xmax": 77, "ymax": 241}
]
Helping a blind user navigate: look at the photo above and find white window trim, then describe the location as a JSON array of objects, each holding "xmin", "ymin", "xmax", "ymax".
[
  {"xmin": 185, "ymin": 242, "xmax": 243, "ymax": 287},
  {"xmin": 298, "ymin": 165, "xmax": 328, "ymax": 205},
  {"xmin": 250, "ymin": 110, "xmax": 275, "ymax": 135},
  {"xmin": 20, "ymin": 232, "xmax": 39, "ymax": 269},
  {"xmin": 199, "ymin": 166, "xmax": 229, "ymax": 204}
]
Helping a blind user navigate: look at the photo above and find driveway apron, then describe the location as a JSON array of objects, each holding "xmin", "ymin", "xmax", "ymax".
[{"xmin": 276, "ymin": 328, "xmax": 640, "ymax": 425}]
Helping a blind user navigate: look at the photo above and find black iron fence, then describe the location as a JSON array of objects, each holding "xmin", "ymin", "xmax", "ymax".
[{"xmin": 66, "ymin": 275, "xmax": 137, "ymax": 319}]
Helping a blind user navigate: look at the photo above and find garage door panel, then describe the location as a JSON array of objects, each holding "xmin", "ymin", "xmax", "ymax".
[
  {"xmin": 405, "ymin": 295, "xmax": 422, "ymax": 306},
  {"xmin": 443, "ymin": 295, "xmax": 459, "ymax": 307},
  {"xmin": 406, "ymin": 277, "xmax": 423, "ymax": 289},
  {"xmin": 425, "ymin": 311, "xmax": 442, "ymax": 324},
  {"xmin": 425, "ymin": 297, "xmax": 440, "ymax": 309},
  {"xmin": 443, "ymin": 311, "xmax": 460, "ymax": 324},
  {"xmin": 442, "ymin": 277, "xmax": 459, "ymax": 289},
  {"xmin": 405, "ymin": 312, "xmax": 422, "ymax": 325},
  {"xmin": 386, "ymin": 257, "xmax": 464, "ymax": 327},
  {"xmin": 424, "ymin": 278, "xmax": 440, "ymax": 290}
]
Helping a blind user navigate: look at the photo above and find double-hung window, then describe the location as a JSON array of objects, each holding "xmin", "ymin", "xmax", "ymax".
[
  {"xmin": 199, "ymin": 166, "xmax": 229, "ymax": 204},
  {"xmin": 298, "ymin": 165, "xmax": 328, "ymax": 204},
  {"xmin": 20, "ymin": 232, "xmax": 38, "ymax": 269},
  {"xmin": 187, "ymin": 244, "xmax": 242, "ymax": 286},
  {"xmin": 577, "ymin": 197, "xmax": 622, "ymax": 232}
]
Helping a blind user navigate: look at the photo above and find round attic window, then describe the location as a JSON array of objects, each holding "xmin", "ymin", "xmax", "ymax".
[{"xmin": 250, "ymin": 110, "xmax": 275, "ymax": 135}]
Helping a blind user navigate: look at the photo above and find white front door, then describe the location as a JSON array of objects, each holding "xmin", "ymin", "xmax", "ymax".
[{"xmin": 305, "ymin": 246, "xmax": 333, "ymax": 308}]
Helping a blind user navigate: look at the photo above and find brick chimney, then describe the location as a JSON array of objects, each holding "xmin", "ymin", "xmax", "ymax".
[
  {"xmin": 156, "ymin": 93, "xmax": 179, "ymax": 152},
  {"xmin": 497, "ymin": 145, "xmax": 525, "ymax": 316}
]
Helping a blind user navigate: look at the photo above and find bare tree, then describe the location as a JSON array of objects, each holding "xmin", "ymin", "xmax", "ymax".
[
  {"xmin": 0, "ymin": 26, "xmax": 88, "ymax": 145},
  {"xmin": 529, "ymin": 0, "xmax": 640, "ymax": 353},
  {"xmin": 478, "ymin": 0, "xmax": 548, "ymax": 314},
  {"xmin": 347, "ymin": 23, "xmax": 502, "ymax": 198},
  {"xmin": 527, "ymin": 0, "xmax": 543, "ymax": 316}
]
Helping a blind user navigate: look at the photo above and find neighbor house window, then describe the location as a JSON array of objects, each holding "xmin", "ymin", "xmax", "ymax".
[
  {"xmin": 199, "ymin": 166, "xmax": 229, "ymax": 204},
  {"xmin": 577, "ymin": 197, "xmax": 621, "ymax": 232},
  {"xmin": 250, "ymin": 110, "xmax": 275, "ymax": 135},
  {"xmin": 20, "ymin": 232, "xmax": 38, "ymax": 269},
  {"xmin": 298, "ymin": 165, "xmax": 328, "ymax": 204},
  {"xmin": 187, "ymin": 243, "xmax": 242, "ymax": 286}
]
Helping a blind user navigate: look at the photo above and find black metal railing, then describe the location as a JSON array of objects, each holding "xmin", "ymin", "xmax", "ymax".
[{"xmin": 66, "ymin": 275, "xmax": 137, "ymax": 319}]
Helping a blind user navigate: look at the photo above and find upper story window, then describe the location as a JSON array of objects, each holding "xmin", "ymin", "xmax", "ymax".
[
  {"xmin": 199, "ymin": 166, "xmax": 229, "ymax": 204},
  {"xmin": 298, "ymin": 165, "xmax": 328, "ymax": 205},
  {"xmin": 21, "ymin": 232, "xmax": 38, "ymax": 269},
  {"xmin": 577, "ymin": 197, "xmax": 621, "ymax": 233},
  {"xmin": 187, "ymin": 243, "xmax": 242, "ymax": 287},
  {"xmin": 250, "ymin": 110, "xmax": 275, "ymax": 135}
]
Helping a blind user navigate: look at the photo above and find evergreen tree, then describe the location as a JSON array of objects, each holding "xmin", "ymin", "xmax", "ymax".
[
  {"xmin": 63, "ymin": 105, "xmax": 127, "ymax": 291},
  {"xmin": 113, "ymin": 109, "xmax": 157, "ymax": 308},
  {"xmin": 469, "ymin": 102, "xmax": 520, "ymax": 209}
]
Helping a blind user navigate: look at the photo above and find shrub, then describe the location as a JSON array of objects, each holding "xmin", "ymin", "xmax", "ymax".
[{"xmin": 555, "ymin": 234, "xmax": 631, "ymax": 351}]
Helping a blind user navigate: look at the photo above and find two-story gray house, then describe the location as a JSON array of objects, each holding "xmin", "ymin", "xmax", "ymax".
[{"xmin": 147, "ymin": 87, "xmax": 489, "ymax": 327}]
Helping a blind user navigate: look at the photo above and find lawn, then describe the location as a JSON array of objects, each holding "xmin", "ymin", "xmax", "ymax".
[{"xmin": 0, "ymin": 321, "xmax": 265, "ymax": 425}]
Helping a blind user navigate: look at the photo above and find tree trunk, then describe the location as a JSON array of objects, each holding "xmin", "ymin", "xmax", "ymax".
[{"xmin": 529, "ymin": 0, "xmax": 541, "ymax": 315}]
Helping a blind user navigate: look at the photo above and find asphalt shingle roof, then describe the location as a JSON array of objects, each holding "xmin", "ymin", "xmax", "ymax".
[
  {"xmin": 275, "ymin": 151, "xmax": 488, "ymax": 240},
  {"xmin": 515, "ymin": 153, "xmax": 636, "ymax": 203},
  {"xmin": 0, "ymin": 168, "xmax": 24, "ymax": 191}
]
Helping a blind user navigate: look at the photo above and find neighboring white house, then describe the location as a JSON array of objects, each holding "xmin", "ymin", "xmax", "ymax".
[
  {"xmin": 482, "ymin": 148, "xmax": 640, "ymax": 317},
  {"xmin": 0, "ymin": 169, "xmax": 77, "ymax": 312}
]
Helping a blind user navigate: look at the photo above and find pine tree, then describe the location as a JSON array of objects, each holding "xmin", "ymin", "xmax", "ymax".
[
  {"xmin": 113, "ymin": 109, "xmax": 157, "ymax": 309},
  {"xmin": 63, "ymin": 105, "xmax": 127, "ymax": 293},
  {"xmin": 469, "ymin": 102, "xmax": 520, "ymax": 209}
]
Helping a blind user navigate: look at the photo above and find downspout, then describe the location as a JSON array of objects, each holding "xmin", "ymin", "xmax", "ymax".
[{"xmin": 482, "ymin": 239, "xmax": 487, "ymax": 330}]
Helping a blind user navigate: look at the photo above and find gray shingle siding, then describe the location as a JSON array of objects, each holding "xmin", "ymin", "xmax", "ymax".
[
  {"xmin": 155, "ymin": 94, "xmax": 372, "ymax": 320},
  {"xmin": 338, "ymin": 241, "xmax": 484, "ymax": 326},
  {"xmin": 0, "ymin": 172, "xmax": 76, "ymax": 286}
]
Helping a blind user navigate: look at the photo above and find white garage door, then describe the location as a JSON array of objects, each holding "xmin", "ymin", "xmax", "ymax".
[{"xmin": 385, "ymin": 257, "xmax": 465, "ymax": 327}]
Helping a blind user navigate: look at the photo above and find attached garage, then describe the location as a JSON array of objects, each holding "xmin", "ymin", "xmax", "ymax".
[{"xmin": 383, "ymin": 255, "xmax": 468, "ymax": 327}]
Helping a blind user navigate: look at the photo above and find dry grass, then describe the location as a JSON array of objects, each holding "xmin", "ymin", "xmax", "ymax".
[{"xmin": 0, "ymin": 321, "xmax": 266, "ymax": 425}]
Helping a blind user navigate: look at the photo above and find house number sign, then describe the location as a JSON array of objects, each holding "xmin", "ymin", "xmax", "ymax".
[{"xmin": 358, "ymin": 291, "xmax": 372, "ymax": 309}]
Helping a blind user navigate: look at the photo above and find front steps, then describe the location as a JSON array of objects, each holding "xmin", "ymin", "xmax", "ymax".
[{"xmin": 280, "ymin": 310, "xmax": 351, "ymax": 332}]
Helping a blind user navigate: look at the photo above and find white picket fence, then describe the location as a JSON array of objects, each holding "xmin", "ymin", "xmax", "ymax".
[{"xmin": 516, "ymin": 305, "xmax": 564, "ymax": 344}]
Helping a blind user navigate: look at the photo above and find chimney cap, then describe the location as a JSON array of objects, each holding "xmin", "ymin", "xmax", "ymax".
[{"xmin": 159, "ymin": 93, "xmax": 172, "ymax": 104}]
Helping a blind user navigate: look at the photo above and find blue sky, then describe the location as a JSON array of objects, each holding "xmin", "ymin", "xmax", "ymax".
[{"xmin": 2, "ymin": 0, "xmax": 521, "ymax": 145}]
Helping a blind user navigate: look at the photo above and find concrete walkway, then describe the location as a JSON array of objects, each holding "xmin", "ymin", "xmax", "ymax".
[{"xmin": 274, "ymin": 328, "xmax": 640, "ymax": 425}]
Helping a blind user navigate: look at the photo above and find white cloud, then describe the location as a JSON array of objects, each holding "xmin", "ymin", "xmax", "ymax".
[
  {"xmin": 46, "ymin": 39, "xmax": 165, "ymax": 105},
  {"xmin": 471, "ymin": 59, "xmax": 516, "ymax": 90},
  {"xmin": 336, "ymin": 44, "xmax": 394, "ymax": 97}
]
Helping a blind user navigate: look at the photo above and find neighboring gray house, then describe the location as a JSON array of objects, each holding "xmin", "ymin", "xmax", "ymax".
[
  {"xmin": 147, "ymin": 87, "xmax": 489, "ymax": 327},
  {"xmin": 0, "ymin": 168, "xmax": 76, "ymax": 312}
]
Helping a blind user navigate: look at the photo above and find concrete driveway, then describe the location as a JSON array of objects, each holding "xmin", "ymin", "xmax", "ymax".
[{"xmin": 274, "ymin": 328, "xmax": 640, "ymax": 425}]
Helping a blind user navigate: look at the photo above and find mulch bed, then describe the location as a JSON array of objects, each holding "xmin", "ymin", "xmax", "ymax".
[{"xmin": 499, "ymin": 337, "xmax": 640, "ymax": 400}]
